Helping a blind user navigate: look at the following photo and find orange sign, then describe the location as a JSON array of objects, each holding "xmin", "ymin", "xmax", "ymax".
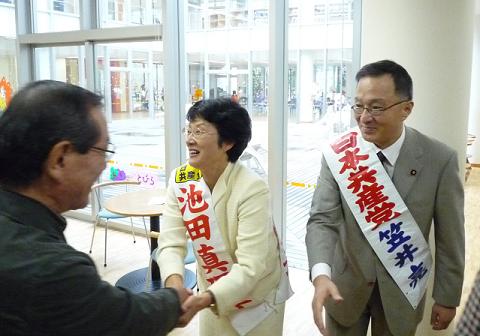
[{"xmin": 0, "ymin": 77, "xmax": 13, "ymax": 112}]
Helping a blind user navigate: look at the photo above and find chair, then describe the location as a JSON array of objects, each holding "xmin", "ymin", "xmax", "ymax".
[
  {"xmin": 89, "ymin": 180, "xmax": 150, "ymax": 267},
  {"xmin": 148, "ymin": 233, "xmax": 197, "ymax": 290}
]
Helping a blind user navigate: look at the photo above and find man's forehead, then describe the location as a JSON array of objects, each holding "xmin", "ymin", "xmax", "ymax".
[
  {"xmin": 357, "ymin": 74, "xmax": 394, "ymax": 86},
  {"xmin": 90, "ymin": 106, "xmax": 106, "ymax": 121},
  {"xmin": 356, "ymin": 76, "xmax": 396, "ymax": 97},
  {"xmin": 89, "ymin": 107, "xmax": 108, "ymax": 139}
]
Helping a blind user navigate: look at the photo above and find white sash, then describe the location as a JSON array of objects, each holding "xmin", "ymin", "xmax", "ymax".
[
  {"xmin": 323, "ymin": 130, "xmax": 432, "ymax": 309},
  {"xmin": 172, "ymin": 164, "xmax": 293, "ymax": 335}
]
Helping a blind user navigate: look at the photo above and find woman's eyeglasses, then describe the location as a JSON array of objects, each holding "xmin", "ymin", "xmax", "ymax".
[{"xmin": 182, "ymin": 127, "xmax": 216, "ymax": 140}]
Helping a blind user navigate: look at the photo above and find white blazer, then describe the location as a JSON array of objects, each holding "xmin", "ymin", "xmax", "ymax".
[{"xmin": 157, "ymin": 162, "xmax": 282, "ymax": 317}]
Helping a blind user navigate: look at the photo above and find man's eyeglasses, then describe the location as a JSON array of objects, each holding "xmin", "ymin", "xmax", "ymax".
[
  {"xmin": 182, "ymin": 127, "xmax": 216, "ymax": 140},
  {"xmin": 90, "ymin": 142, "xmax": 116, "ymax": 161},
  {"xmin": 351, "ymin": 100, "xmax": 410, "ymax": 117}
]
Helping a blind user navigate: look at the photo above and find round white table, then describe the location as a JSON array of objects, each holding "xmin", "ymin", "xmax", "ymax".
[
  {"xmin": 105, "ymin": 188, "xmax": 165, "ymax": 278},
  {"xmin": 105, "ymin": 189, "xmax": 161, "ymax": 291},
  {"xmin": 104, "ymin": 188, "xmax": 196, "ymax": 292}
]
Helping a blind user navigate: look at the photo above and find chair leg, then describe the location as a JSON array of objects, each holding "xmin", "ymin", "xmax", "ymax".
[
  {"xmin": 146, "ymin": 256, "xmax": 153, "ymax": 289},
  {"xmin": 89, "ymin": 217, "xmax": 99, "ymax": 254},
  {"xmin": 104, "ymin": 219, "xmax": 109, "ymax": 267},
  {"xmin": 129, "ymin": 218, "xmax": 136, "ymax": 244},
  {"xmin": 142, "ymin": 217, "xmax": 151, "ymax": 250}
]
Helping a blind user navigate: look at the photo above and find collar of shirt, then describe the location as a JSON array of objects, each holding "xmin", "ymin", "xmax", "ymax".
[
  {"xmin": 0, "ymin": 188, "xmax": 67, "ymax": 241},
  {"xmin": 372, "ymin": 126, "xmax": 406, "ymax": 167}
]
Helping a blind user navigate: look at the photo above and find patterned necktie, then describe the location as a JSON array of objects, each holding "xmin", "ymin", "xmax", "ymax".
[
  {"xmin": 377, "ymin": 151, "xmax": 388, "ymax": 165},
  {"xmin": 377, "ymin": 151, "xmax": 392, "ymax": 178}
]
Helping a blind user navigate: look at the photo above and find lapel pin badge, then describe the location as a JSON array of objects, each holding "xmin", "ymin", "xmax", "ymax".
[{"xmin": 410, "ymin": 169, "xmax": 417, "ymax": 176}]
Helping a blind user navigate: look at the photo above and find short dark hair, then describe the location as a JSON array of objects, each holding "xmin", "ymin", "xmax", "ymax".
[
  {"xmin": 186, "ymin": 98, "xmax": 252, "ymax": 162},
  {"xmin": 0, "ymin": 80, "xmax": 103, "ymax": 189},
  {"xmin": 355, "ymin": 60, "xmax": 413, "ymax": 100}
]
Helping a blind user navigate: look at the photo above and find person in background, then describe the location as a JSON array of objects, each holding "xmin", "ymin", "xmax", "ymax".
[
  {"xmin": 454, "ymin": 270, "xmax": 480, "ymax": 335},
  {"xmin": 231, "ymin": 90, "xmax": 239, "ymax": 103},
  {"xmin": 306, "ymin": 60, "xmax": 464, "ymax": 335},
  {"xmin": 156, "ymin": 98, "xmax": 292, "ymax": 335},
  {"xmin": 0, "ymin": 80, "xmax": 192, "ymax": 336},
  {"xmin": 192, "ymin": 85, "xmax": 204, "ymax": 102}
]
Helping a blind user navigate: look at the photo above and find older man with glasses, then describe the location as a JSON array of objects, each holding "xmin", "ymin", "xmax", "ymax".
[
  {"xmin": 306, "ymin": 60, "xmax": 464, "ymax": 336},
  {"xmin": 0, "ymin": 80, "xmax": 192, "ymax": 336}
]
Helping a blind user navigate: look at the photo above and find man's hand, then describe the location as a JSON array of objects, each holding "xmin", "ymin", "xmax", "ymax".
[
  {"xmin": 172, "ymin": 286, "xmax": 193, "ymax": 305},
  {"xmin": 177, "ymin": 291, "xmax": 213, "ymax": 327},
  {"xmin": 165, "ymin": 274, "xmax": 195, "ymax": 326},
  {"xmin": 430, "ymin": 303, "xmax": 456, "ymax": 330},
  {"xmin": 312, "ymin": 275, "xmax": 343, "ymax": 336}
]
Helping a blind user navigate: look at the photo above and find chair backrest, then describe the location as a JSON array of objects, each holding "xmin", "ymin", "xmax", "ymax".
[
  {"xmin": 91, "ymin": 180, "xmax": 141, "ymax": 212},
  {"xmin": 150, "ymin": 231, "xmax": 196, "ymax": 265}
]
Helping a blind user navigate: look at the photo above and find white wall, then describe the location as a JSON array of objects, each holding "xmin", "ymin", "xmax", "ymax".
[{"xmin": 468, "ymin": 0, "xmax": 480, "ymax": 164}]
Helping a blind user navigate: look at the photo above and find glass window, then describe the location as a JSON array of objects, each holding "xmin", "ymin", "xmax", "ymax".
[
  {"xmin": 328, "ymin": 2, "xmax": 353, "ymax": 22},
  {"xmin": 253, "ymin": 8, "xmax": 268, "ymax": 25},
  {"xmin": 94, "ymin": 41, "xmax": 166, "ymax": 194},
  {"xmin": 185, "ymin": 0, "xmax": 269, "ymax": 176},
  {"xmin": 210, "ymin": 14, "xmax": 225, "ymax": 29},
  {"xmin": 53, "ymin": 0, "xmax": 77, "ymax": 14},
  {"xmin": 187, "ymin": 1, "xmax": 205, "ymax": 30},
  {"xmin": 313, "ymin": 4, "xmax": 326, "ymax": 23},
  {"xmin": 33, "ymin": 0, "xmax": 80, "ymax": 33},
  {"xmin": 99, "ymin": 0, "xmax": 162, "ymax": 27},
  {"xmin": 289, "ymin": 7, "xmax": 298, "ymax": 24},
  {"xmin": 229, "ymin": 0, "xmax": 248, "ymax": 27},
  {"xmin": 0, "ymin": 0, "xmax": 16, "ymax": 37},
  {"xmin": 34, "ymin": 46, "xmax": 86, "ymax": 86},
  {"xmin": 286, "ymin": 0, "xmax": 356, "ymax": 270}
]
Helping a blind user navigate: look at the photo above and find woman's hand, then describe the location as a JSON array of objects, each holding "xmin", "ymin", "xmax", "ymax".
[
  {"xmin": 177, "ymin": 291, "xmax": 215, "ymax": 327},
  {"xmin": 165, "ymin": 274, "xmax": 184, "ymax": 288}
]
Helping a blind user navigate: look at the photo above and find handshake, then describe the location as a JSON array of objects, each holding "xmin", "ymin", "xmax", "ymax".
[{"xmin": 168, "ymin": 275, "xmax": 215, "ymax": 328}]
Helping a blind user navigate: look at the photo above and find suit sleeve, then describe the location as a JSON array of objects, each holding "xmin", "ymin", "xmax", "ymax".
[
  {"xmin": 305, "ymin": 155, "xmax": 344, "ymax": 271},
  {"xmin": 30, "ymin": 251, "xmax": 181, "ymax": 336},
  {"xmin": 207, "ymin": 179, "xmax": 275, "ymax": 316},
  {"xmin": 432, "ymin": 150, "xmax": 465, "ymax": 307}
]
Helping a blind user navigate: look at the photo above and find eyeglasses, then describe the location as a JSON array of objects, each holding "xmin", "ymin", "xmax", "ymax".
[
  {"xmin": 351, "ymin": 100, "xmax": 410, "ymax": 117},
  {"xmin": 90, "ymin": 142, "xmax": 116, "ymax": 161},
  {"xmin": 182, "ymin": 127, "xmax": 216, "ymax": 140}
]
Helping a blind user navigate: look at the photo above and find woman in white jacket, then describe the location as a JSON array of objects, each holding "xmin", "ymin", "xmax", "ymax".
[{"xmin": 156, "ymin": 98, "xmax": 291, "ymax": 335}]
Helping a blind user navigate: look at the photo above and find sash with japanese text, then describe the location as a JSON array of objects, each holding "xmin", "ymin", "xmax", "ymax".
[
  {"xmin": 172, "ymin": 164, "xmax": 292, "ymax": 335},
  {"xmin": 323, "ymin": 130, "xmax": 432, "ymax": 309}
]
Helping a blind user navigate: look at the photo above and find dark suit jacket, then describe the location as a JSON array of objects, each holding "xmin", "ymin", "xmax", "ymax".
[{"xmin": 306, "ymin": 126, "xmax": 465, "ymax": 335}]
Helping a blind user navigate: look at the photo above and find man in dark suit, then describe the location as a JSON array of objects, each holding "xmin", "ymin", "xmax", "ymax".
[
  {"xmin": 0, "ymin": 80, "xmax": 193, "ymax": 335},
  {"xmin": 306, "ymin": 60, "xmax": 464, "ymax": 335}
]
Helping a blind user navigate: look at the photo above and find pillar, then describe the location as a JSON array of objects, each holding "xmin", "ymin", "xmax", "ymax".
[
  {"xmin": 468, "ymin": 0, "xmax": 480, "ymax": 164},
  {"xmin": 361, "ymin": 1, "xmax": 475, "ymax": 335},
  {"xmin": 298, "ymin": 50, "xmax": 314, "ymax": 122}
]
